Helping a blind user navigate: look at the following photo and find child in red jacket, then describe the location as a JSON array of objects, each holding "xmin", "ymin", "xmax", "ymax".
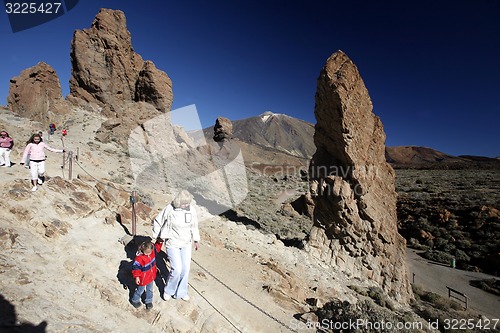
[{"xmin": 130, "ymin": 240, "xmax": 161, "ymax": 310}]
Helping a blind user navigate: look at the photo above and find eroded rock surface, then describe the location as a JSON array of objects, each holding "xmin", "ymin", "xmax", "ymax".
[
  {"xmin": 7, "ymin": 62, "xmax": 68, "ymax": 126},
  {"xmin": 306, "ymin": 50, "xmax": 412, "ymax": 303},
  {"xmin": 69, "ymin": 8, "xmax": 173, "ymax": 145}
]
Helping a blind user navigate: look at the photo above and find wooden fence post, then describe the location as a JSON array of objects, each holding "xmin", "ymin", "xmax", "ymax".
[
  {"xmin": 61, "ymin": 137, "xmax": 66, "ymax": 170},
  {"xmin": 446, "ymin": 286, "xmax": 468, "ymax": 310},
  {"xmin": 131, "ymin": 191, "xmax": 137, "ymax": 236},
  {"xmin": 68, "ymin": 151, "xmax": 73, "ymax": 180}
]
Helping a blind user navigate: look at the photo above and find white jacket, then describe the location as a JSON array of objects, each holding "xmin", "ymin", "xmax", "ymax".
[{"xmin": 152, "ymin": 204, "xmax": 200, "ymax": 248}]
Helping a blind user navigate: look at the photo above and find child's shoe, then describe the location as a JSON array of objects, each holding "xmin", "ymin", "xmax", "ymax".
[
  {"xmin": 31, "ymin": 186, "xmax": 38, "ymax": 192},
  {"xmin": 130, "ymin": 300, "xmax": 141, "ymax": 308}
]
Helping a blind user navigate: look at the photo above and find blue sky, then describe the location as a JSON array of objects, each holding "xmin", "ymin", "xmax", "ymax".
[{"xmin": 1, "ymin": 0, "xmax": 499, "ymax": 157}]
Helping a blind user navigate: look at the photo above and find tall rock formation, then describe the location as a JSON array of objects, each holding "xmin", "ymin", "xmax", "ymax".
[
  {"xmin": 212, "ymin": 116, "xmax": 237, "ymax": 160},
  {"xmin": 306, "ymin": 51, "xmax": 412, "ymax": 302},
  {"xmin": 68, "ymin": 8, "xmax": 173, "ymax": 145},
  {"xmin": 7, "ymin": 62, "xmax": 68, "ymax": 126},
  {"xmin": 213, "ymin": 116, "xmax": 233, "ymax": 142}
]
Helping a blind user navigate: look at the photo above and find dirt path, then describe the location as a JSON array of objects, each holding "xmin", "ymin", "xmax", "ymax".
[{"xmin": 406, "ymin": 248, "xmax": 500, "ymax": 319}]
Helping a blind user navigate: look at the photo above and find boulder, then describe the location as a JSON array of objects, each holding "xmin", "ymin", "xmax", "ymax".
[
  {"xmin": 7, "ymin": 62, "xmax": 68, "ymax": 126},
  {"xmin": 306, "ymin": 51, "xmax": 412, "ymax": 303}
]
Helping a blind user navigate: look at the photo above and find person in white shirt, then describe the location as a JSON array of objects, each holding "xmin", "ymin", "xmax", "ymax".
[{"xmin": 153, "ymin": 190, "xmax": 200, "ymax": 301}]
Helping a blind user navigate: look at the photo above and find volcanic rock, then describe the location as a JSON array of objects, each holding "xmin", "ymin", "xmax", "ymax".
[
  {"xmin": 69, "ymin": 8, "xmax": 141, "ymax": 108},
  {"xmin": 69, "ymin": 8, "xmax": 173, "ymax": 145},
  {"xmin": 213, "ymin": 116, "xmax": 233, "ymax": 142},
  {"xmin": 213, "ymin": 116, "xmax": 236, "ymax": 160},
  {"xmin": 135, "ymin": 60, "xmax": 173, "ymax": 112},
  {"xmin": 7, "ymin": 62, "xmax": 68, "ymax": 126},
  {"xmin": 306, "ymin": 50, "xmax": 412, "ymax": 302}
]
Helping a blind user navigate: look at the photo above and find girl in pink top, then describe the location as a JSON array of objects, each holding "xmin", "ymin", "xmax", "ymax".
[
  {"xmin": 20, "ymin": 134, "xmax": 65, "ymax": 192},
  {"xmin": 0, "ymin": 130, "xmax": 14, "ymax": 167}
]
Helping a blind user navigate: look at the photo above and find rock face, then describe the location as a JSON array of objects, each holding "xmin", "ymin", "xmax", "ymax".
[
  {"xmin": 69, "ymin": 8, "xmax": 173, "ymax": 144},
  {"xmin": 213, "ymin": 116, "xmax": 233, "ymax": 142},
  {"xmin": 306, "ymin": 51, "xmax": 412, "ymax": 302},
  {"xmin": 7, "ymin": 62, "xmax": 68, "ymax": 126},
  {"xmin": 135, "ymin": 60, "xmax": 173, "ymax": 112}
]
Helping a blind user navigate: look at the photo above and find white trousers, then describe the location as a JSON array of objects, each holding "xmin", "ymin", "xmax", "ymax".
[
  {"xmin": 29, "ymin": 161, "xmax": 46, "ymax": 180},
  {"xmin": 0, "ymin": 148, "xmax": 11, "ymax": 166},
  {"xmin": 164, "ymin": 244, "xmax": 192, "ymax": 299}
]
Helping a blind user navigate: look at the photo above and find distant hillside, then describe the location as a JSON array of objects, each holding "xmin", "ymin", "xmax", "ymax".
[
  {"xmin": 199, "ymin": 112, "xmax": 314, "ymax": 169},
  {"xmin": 231, "ymin": 111, "xmax": 316, "ymax": 159},
  {"xmin": 198, "ymin": 113, "xmax": 499, "ymax": 170},
  {"xmin": 386, "ymin": 146, "xmax": 500, "ymax": 169}
]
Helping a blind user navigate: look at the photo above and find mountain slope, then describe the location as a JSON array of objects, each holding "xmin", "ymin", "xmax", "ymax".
[
  {"xmin": 231, "ymin": 111, "xmax": 315, "ymax": 159},
  {"xmin": 386, "ymin": 146, "xmax": 500, "ymax": 169},
  {"xmin": 200, "ymin": 112, "xmax": 315, "ymax": 168},
  {"xmin": 200, "ymin": 112, "xmax": 499, "ymax": 170}
]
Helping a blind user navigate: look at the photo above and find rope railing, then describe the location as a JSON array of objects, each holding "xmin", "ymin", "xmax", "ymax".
[
  {"xmin": 188, "ymin": 282, "xmax": 244, "ymax": 333},
  {"xmin": 61, "ymin": 148, "xmax": 300, "ymax": 332},
  {"xmin": 191, "ymin": 258, "xmax": 298, "ymax": 333}
]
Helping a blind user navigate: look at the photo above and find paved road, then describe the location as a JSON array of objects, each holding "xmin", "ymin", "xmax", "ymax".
[{"xmin": 406, "ymin": 248, "xmax": 500, "ymax": 319}]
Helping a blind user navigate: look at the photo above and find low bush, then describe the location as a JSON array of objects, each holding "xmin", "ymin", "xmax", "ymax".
[{"xmin": 470, "ymin": 279, "xmax": 500, "ymax": 296}]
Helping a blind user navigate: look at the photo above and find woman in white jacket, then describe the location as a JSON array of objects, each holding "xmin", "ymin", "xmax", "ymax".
[{"xmin": 153, "ymin": 190, "xmax": 200, "ymax": 301}]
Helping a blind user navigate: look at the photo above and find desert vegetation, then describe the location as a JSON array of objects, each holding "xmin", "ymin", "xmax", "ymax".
[
  {"xmin": 409, "ymin": 284, "xmax": 499, "ymax": 333},
  {"xmin": 313, "ymin": 283, "xmax": 500, "ymax": 333},
  {"xmin": 224, "ymin": 167, "xmax": 312, "ymax": 246},
  {"xmin": 395, "ymin": 169, "xmax": 500, "ymax": 275},
  {"xmin": 231, "ymin": 166, "xmax": 500, "ymax": 278},
  {"xmin": 469, "ymin": 278, "xmax": 500, "ymax": 296}
]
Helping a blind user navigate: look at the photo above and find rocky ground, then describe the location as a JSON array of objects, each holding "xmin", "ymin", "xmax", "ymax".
[
  {"xmin": 2, "ymin": 103, "xmax": 499, "ymax": 333},
  {"xmin": 2, "ymin": 7, "xmax": 498, "ymax": 332},
  {"xmin": 1, "ymin": 107, "xmax": 422, "ymax": 333}
]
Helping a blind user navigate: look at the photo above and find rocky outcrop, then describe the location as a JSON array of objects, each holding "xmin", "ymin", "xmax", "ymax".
[
  {"xmin": 7, "ymin": 62, "xmax": 68, "ymax": 126},
  {"xmin": 69, "ymin": 8, "xmax": 173, "ymax": 145},
  {"xmin": 213, "ymin": 116, "xmax": 235, "ymax": 159},
  {"xmin": 135, "ymin": 60, "xmax": 173, "ymax": 112},
  {"xmin": 213, "ymin": 116, "xmax": 233, "ymax": 142},
  {"xmin": 94, "ymin": 101, "xmax": 161, "ymax": 145},
  {"xmin": 306, "ymin": 51, "xmax": 412, "ymax": 302}
]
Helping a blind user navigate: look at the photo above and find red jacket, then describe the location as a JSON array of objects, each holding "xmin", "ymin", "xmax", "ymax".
[{"xmin": 132, "ymin": 242, "xmax": 162, "ymax": 286}]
